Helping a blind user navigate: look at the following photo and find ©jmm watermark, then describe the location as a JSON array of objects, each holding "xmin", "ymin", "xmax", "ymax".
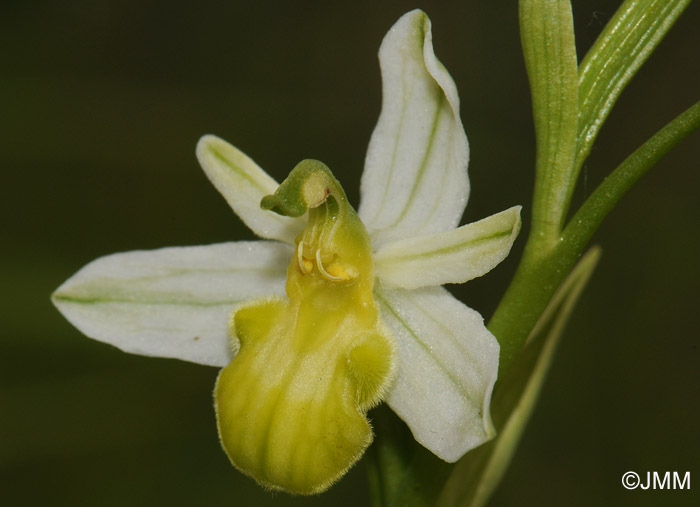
[{"xmin": 622, "ymin": 471, "xmax": 690, "ymax": 490}]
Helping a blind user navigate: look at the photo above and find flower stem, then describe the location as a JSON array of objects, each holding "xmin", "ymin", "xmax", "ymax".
[
  {"xmin": 488, "ymin": 237, "xmax": 576, "ymax": 377},
  {"xmin": 491, "ymin": 99, "xmax": 700, "ymax": 377}
]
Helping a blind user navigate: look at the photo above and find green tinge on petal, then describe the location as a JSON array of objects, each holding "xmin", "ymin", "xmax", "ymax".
[
  {"xmin": 375, "ymin": 286, "xmax": 499, "ymax": 463},
  {"xmin": 215, "ymin": 163, "xmax": 396, "ymax": 494},
  {"xmin": 52, "ymin": 242, "xmax": 291, "ymax": 367},
  {"xmin": 359, "ymin": 9, "xmax": 470, "ymax": 248},
  {"xmin": 196, "ymin": 135, "xmax": 305, "ymax": 243},
  {"xmin": 374, "ymin": 206, "xmax": 521, "ymax": 289}
]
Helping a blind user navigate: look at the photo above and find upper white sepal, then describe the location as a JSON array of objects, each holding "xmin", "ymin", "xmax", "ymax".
[{"xmin": 359, "ymin": 9, "xmax": 470, "ymax": 249}]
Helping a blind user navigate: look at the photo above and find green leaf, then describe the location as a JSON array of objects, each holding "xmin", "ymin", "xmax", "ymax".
[
  {"xmin": 490, "ymin": 0, "xmax": 696, "ymax": 379},
  {"xmin": 576, "ymin": 0, "xmax": 693, "ymax": 174},
  {"xmin": 437, "ymin": 247, "xmax": 602, "ymax": 507},
  {"xmin": 519, "ymin": 0, "xmax": 579, "ymax": 239},
  {"xmin": 564, "ymin": 99, "xmax": 700, "ymax": 253}
]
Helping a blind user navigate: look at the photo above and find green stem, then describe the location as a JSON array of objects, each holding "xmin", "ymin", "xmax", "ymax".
[
  {"xmin": 491, "ymin": 99, "xmax": 700, "ymax": 377},
  {"xmin": 439, "ymin": 248, "xmax": 601, "ymax": 507},
  {"xmin": 366, "ymin": 405, "xmax": 452, "ymax": 507},
  {"xmin": 488, "ymin": 237, "xmax": 577, "ymax": 377},
  {"xmin": 490, "ymin": 0, "xmax": 580, "ymax": 377}
]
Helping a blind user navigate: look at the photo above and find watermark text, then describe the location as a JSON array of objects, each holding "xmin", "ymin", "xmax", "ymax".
[{"xmin": 622, "ymin": 471, "xmax": 690, "ymax": 490}]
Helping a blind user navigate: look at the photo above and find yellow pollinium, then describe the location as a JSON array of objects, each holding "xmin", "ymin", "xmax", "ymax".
[{"xmin": 214, "ymin": 160, "xmax": 396, "ymax": 494}]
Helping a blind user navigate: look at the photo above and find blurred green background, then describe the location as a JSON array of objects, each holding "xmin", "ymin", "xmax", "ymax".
[{"xmin": 2, "ymin": 1, "xmax": 698, "ymax": 505}]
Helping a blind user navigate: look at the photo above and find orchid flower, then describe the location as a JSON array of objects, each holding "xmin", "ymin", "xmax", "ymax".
[{"xmin": 52, "ymin": 10, "xmax": 520, "ymax": 495}]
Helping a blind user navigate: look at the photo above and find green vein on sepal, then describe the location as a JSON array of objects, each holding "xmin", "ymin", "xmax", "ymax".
[
  {"xmin": 52, "ymin": 293, "xmax": 240, "ymax": 307},
  {"xmin": 374, "ymin": 290, "xmax": 470, "ymax": 402},
  {"xmin": 207, "ymin": 143, "xmax": 271, "ymax": 194}
]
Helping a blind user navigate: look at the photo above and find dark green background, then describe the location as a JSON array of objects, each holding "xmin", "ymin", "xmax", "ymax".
[{"xmin": 2, "ymin": 1, "xmax": 698, "ymax": 505}]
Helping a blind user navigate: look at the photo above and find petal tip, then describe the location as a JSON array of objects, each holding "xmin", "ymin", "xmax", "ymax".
[{"xmin": 195, "ymin": 133, "xmax": 223, "ymax": 160}]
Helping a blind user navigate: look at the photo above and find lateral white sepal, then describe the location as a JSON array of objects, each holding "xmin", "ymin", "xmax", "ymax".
[
  {"xmin": 375, "ymin": 285, "xmax": 499, "ymax": 462},
  {"xmin": 52, "ymin": 241, "xmax": 291, "ymax": 366}
]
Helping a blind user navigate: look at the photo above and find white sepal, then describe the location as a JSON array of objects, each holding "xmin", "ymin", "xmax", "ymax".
[
  {"xmin": 197, "ymin": 135, "xmax": 305, "ymax": 243},
  {"xmin": 375, "ymin": 285, "xmax": 499, "ymax": 462},
  {"xmin": 374, "ymin": 206, "xmax": 521, "ymax": 289},
  {"xmin": 359, "ymin": 9, "xmax": 470, "ymax": 248},
  {"xmin": 52, "ymin": 241, "xmax": 291, "ymax": 367}
]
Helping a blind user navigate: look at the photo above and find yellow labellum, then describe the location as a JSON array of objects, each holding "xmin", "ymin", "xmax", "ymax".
[{"xmin": 215, "ymin": 160, "xmax": 396, "ymax": 494}]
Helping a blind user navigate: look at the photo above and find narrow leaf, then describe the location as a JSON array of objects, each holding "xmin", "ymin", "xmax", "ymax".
[
  {"xmin": 438, "ymin": 247, "xmax": 602, "ymax": 507},
  {"xmin": 564, "ymin": 99, "xmax": 700, "ymax": 253},
  {"xmin": 519, "ymin": 0, "xmax": 579, "ymax": 237},
  {"xmin": 576, "ymin": 0, "xmax": 692, "ymax": 172}
]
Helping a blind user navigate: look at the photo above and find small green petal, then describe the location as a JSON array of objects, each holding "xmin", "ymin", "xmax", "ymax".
[
  {"xmin": 374, "ymin": 207, "xmax": 521, "ymax": 289},
  {"xmin": 196, "ymin": 135, "xmax": 305, "ymax": 243}
]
